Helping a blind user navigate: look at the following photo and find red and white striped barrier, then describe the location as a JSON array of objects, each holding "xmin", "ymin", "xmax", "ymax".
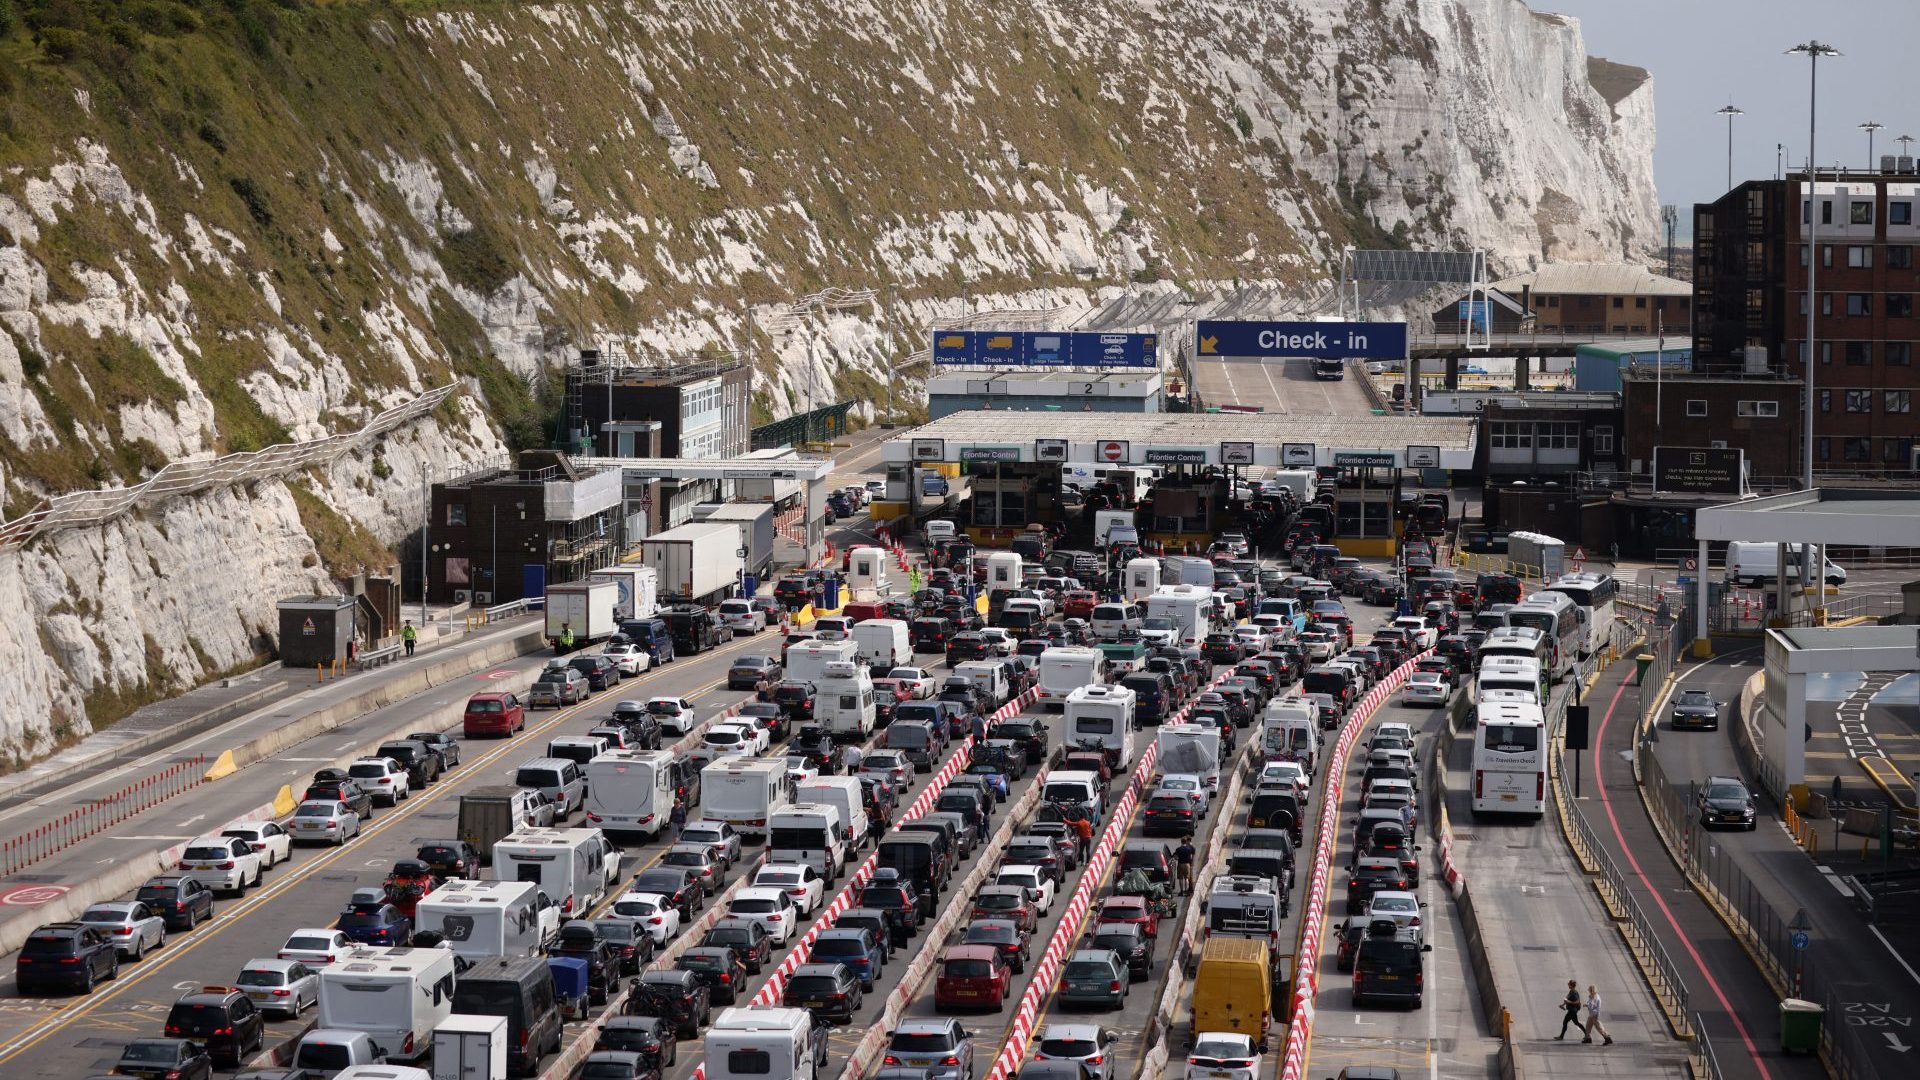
[
  {"xmin": 983, "ymin": 739, "xmax": 1162, "ymax": 1080},
  {"xmin": 1276, "ymin": 649, "xmax": 1430, "ymax": 1080},
  {"xmin": 1436, "ymin": 828, "xmax": 1462, "ymax": 892}
]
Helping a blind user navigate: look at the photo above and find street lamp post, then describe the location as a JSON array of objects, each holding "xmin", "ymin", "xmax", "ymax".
[
  {"xmin": 1789, "ymin": 41, "xmax": 1842, "ymax": 492},
  {"xmin": 1900, "ymin": 134, "xmax": 1916, "ymax": 166},
  {"xmin": 1717, "ymin": 103, "xmax": 1743, "ymax": 191},
  {"xmin": 1860, "ymin": 120, "xmax": 1883, "ymax": 171}
]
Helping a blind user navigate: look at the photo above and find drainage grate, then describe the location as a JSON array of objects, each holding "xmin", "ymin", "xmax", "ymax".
[
  {"xmin": 75, "ymin": 1038, "xmax": 128, "ymax": 1049},
  {"xmin": 1454, "ymin": 833, "xmax": 1480, "ymax": 841},
  {"xmin": 1518, "ymin": 944, "xmax": 1561, "ymax": 952}
]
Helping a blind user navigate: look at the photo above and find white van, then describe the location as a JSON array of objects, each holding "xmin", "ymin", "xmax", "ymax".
[
  {"xmin": 850, "ymin": 619, "xmax": 910, "ymax": 669},
  {"xmin": 582, "ymin": 749, "xmax": 677, "ymax": 839},
  {"xmin": 415, "ymin": 880, "xmax": 545, "ymax": 961},
  {"xmin": 1724, "ymin": 541, "xmax": 1848, "ymax": 587},
  {"xmin": 767, "ymin": 806, "xmax": 847, "ymax": 882},
  {"xmin": 954, "ymin": 660, "xmax": 1011, "ymax": 709},
  {"xmin": 793, "ymin": 777, "xmax": 868, "ymax": 860},
  {"xmin": 1091, "ymin": 601, "xmax": 1143, "ymax": 641},
  {"xmin": 545, "ymin": 735, "xmax": 609, "ymax": 771},
  {"xmin": 813, "ymin": 661, "xmax": 876, "ymax": 740},
  {"xmin": 317, "ymin": 946, "xmax": 456, "ymax": 1062},
  {"xmin": 1261, "ymin": 699, "xmax": 1320, "ymax": 771},
  {"xmin": 1154, "ymin": 724, "xmax": 1223, "ymax": 790},
  {"xmin": 1037, "ymin": 647, "xmax": 1106, "ymax": 709},
  {"xmin": 704, "ymin": 1006, "xmax": 822, "ymax": 1080},
  {"xmin": 1065, "ymin": 684, "xmax": 1136, "ymax": 771},
  {"xmin": 491, "ymin": 828, "xmax": 619, "ymax": 919}
]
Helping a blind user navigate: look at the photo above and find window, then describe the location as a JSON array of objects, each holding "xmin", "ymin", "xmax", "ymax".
[
  {"xmin": 1822, "ymin": 294, "xmax": 1833, "ymax": 316},
  {"xmin": 726, "ymin": 1050, "xmax": 772, "ymax": 1074},
  {"xmin": 1820, "ymin": 388, "xmax": 1832, "ymax": 412},
  {"xmin": 1891, "ymin": 295, "xmax": 1914, "ymax": 318},
  {"xmin": 1736, "ymin": 400, "xmax": 1781, "ymax": 418},
  {"xmin": 1844, "ymin": 437, "xmax": 1872, "ymax": 462},
  {"xmin": 1845, "ymin": 341, "xmax": 1873, "ymax": 365},
  {"xmin": 1546, "ymin": 295, "xmax": 1560, "ymax": 308},
  {"xmin": 1848, "ymin": 246, "xmax": 1874, "ymax": 268},
  {"xmin": 1846, "ymin": 389, "xmax": 1872, "ymax": 413},
  {"xmin": 446, "ymin": 503, "xmax": 467, "ymax": 527},
  {"xmin": 1890, "ymin": 342, "xmax": 1913, "ymax": 365},
  {"xmin": 1884, "ymin": 438, "xmax": 1914, "ymax": 463},
  {"xmin": 1802, "ymin": 341, "xmax": 1834, "ymax": 365},
  {"xmin": 1891, "ymin": 246, "xmax": 1914, "ymax": 269},
  {"xmin": 1591, "ymin": 426, "xmax": 1615, "ymax": 454},
  {"xmin": 1818, "ymin": 436, "xmax": 1832, "ymax": 462},
  {"xmin": 1847, "ymin": 294, "xmax": 1873, "ymax": 316},
  {"xmin": 1612, "ymin": 297, "xmax": 1624, "ymax": 309},
  {"xmin": 1635, "ymin": 297, "xmax": 1648, "ymax": 308},
  {"xmin": 1886, "ymin": 390, "xmax": 1911, "ymax": 414},
  {"xmin": 1892, "ymin": 201, "xmax": 1914, "ymax": 226},
  {"xmin": 1825, "ymin": 245, "xmax": 1835, "ymax": 267},
  {"xmin": 1685, "ymin": 400, "xmax": 1708, "ymax": 418},
  {"xmin": 1489, "ymin": 421, "xmax": 1531, "ymax": 450},
  {"xmin": 1537, "ymin": 422, "xmax": 1580, "ymax": 450},
  {"xmin": 1852, "ymin": 200, "xmax": 1875, "ymax": 225}
]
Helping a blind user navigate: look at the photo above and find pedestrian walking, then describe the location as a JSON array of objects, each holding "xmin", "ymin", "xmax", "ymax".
[
  {"xmin": 401, "ymin": 620, "xmax": 418, "ymax": 657},
  {"xmin": 557, "ymin": 622, "xmax": 575, "ymax": 655},
  {"xmin": 842, "ymin": 742, "xmax": 865, "ymax": 775},
  {"xmin": 1399, "ymin": 801, "xmax": 1416, "ymax": 831},
  {"xmin": 1174, "ymin": 835, "xmax": 1197, "ymax": 895},
  {"xmin": 970, "ymin": 712, "xmax": 987, "ymax": 744},
  {"xmin": 1555, "ymin": 980, "xmax": 1588, "ymax": 1040},
  {"xmin": 669, "ymin": 799, "xmax": 687, "ymax": 842},
  {"xmin": 1584, "ymin": 986, "xmax": 1614, "ymax": 1045}
]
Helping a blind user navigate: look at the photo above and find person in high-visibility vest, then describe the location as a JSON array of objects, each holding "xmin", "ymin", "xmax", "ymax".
[
  {"xmin": 401, "ymin": 620, "xmax": 418, "ymax": 657},
  {"xmin": 558, "ymin": 622, "xmax": 575, "ymax": 654}
]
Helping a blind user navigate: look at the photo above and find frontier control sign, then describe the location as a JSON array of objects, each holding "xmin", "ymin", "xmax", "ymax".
[{"xmin": 1195, "ymin": 319, "xmax": 1408, "ymax": 360}]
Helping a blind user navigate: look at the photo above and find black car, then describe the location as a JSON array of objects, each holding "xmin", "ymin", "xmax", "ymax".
[
  {"xmin": 115, "ymin": 1039, "xmax": 213, "ymax": 1080},
  {"xmin": 631, "ymin": 869, "xmax": 702, "ymax": 920},
  {"xmin": 770, "ymin": 681, "xmax": 817, "ymax": 722},
  {"xmin": 775, "ymin": 575, "xmax": 819, "ymax": 610},
  {"xmin": 1346, "ymin": 856, "xmax": 1413, "ymax": 914},
  {"xmin": 407, "ymin": 730, "xmax": 463, "ymax": 770},
  {"xmin": 554, "ymin": 924, "xmax": 624, "ymax": 1004},
  {"xmin": 376, "ymin": 739, "xmax": 442, "ymax": 787},
  {"xmin": 630, "ymin": 969, "xmax": 711, "ymax": 1039},
  {"xmin": 335, "ymin": 890, "xmax": 413, "ymax": 946},
  {"xmin": 783, "ymin": 962, "xmax": 864, "ymax": 1024},
  {"xmin": 972, "ymin": 740, "xmax": 1027, "ymax": 782},
  {"xmin": 595, "ymin": 1015, "xmax": 678, "ymax": 1071},
  {"xmin": 303, "ymin": 778, "xmax": 374, "ymax": 820},
  {"xmin": 855, "ymin": 870, "xmax": 925, "ymax": 944},
  {"xmin": 1697, "ymin": 775, "xmax": 1758, "ymax": 830},
  {"xmin": 135, "ymin": 876, "xmax": 216, "ymax": 931},
  {"xmin": 1672, "ymin": 689, "xmax": 1724, "ymax": 731},
  {"xmin": 675, "ymin": 946, "xmax": 749, "ymax": 1004},
  {"xmin": 961, "ymin": 918, "xmax": 1031, "ymax": 973},
  {"xmin": 700, "ymin": 918, "xmax": 773, "ymax": 974},
  {"xmin": 988, "ymin": 719, "xmax": 1048, "ymax": 765},
  {"xmin": 1352, "ymin": 921, "xmax": 1432, "ymax": 1008},
  {"xmin": 1084, "ymin": 922, "xmax": 1151, "ymax": 980},
  {"xmin": 945, "ymin": 633, "xmax": 991, "ymax": 665},
  {"xmin": 415, "ymin": 840, "xmax": 484, "ymax": 881},
  {"xmin": 578, "ymin": 1049, "xmax": 662, "ymax": 1080},
  {"xmin": 16, "ymin": 922, "xmax": 119, "ymax": 994},
  {"xmin": 588, "ymin": 918, "xmax": 656, "ymax": 975},
  {"xmin": 729, "ymin": 655, "xmax": 784, "ymax": 693},
  {"xmin": 165, "ymin": 986, "xmax": 266, "ymax": 1066}
]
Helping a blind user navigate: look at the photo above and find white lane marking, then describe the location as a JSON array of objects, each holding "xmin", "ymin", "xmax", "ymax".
[
  {"xmin": 1817, "ymin": 865, "xmax": 1856, "ymax": 898},
  {"xmin": 1870, "ymin": 924, "xmax": 1920, "ymax": 988}
]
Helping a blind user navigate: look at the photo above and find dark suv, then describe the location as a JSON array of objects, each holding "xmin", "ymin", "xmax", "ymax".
[
  {"xmin": 16, "ymin": 922, "xmax": 119, "ymax": 994},
  {"xmin": 165, "ymin": 986, "xmax": 266, "ymax": 1066},
  {"xmin": 136, "ymin": 875, "xmax": 216, "ymax": 931},
  {"xmin": 568, "ymin": 654, "xmax": 620, "ymax": 691},
  {"xmin": 554, "ymin": 923, "xmax": 624, "ymax": 1005},
  {"xmin": 377, "ymin": 739, "xmax": 442, "ymax": 787},
  {"xmin": 1352, "ymin": 921, "xmax": 1432, "ymax": 1007},
  {"xmin": 632, "ymin": 969, "xmax": 712, "ymax": 1039}
]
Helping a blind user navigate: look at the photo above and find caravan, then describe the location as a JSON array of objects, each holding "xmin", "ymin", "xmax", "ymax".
[
  {"xmin": 1037, "ymin": 647, "xmax": 1106, "ymax": 709},
  {"xmin": 316, "ymin": 946, "xmax": 456, "ymax": 1063},
  {"xmin": 786, "ymin": 640, "xmax": 862, "ymax": 687},
  {"xmin": 1146, "ymin": 585, "xmax": 1214, "ymax": 647},
  {"xmin": 814, "ymin": 661, "xmax": 877, "ymax": 740},
  {"xmin": 582, "ymin": 749, "xmax": 678, "ymax": 840},
  {"xmin": 490, "ymin": 828, "xmax": 620, "ymax": 919},
  {"xmin": 702, "ymin": 759, "xmax": 796, "ymax": 837},
  {"xmin": 703, "ymin": 1006, "xmax": 825, "ymax": 1080},
  {"xmin": 415, "ymin": 880, "xmax": 548, "ymax": 962},
  {"xmin": 1065, "ymin": 684, "xmax": 1136, "ymax": 771},
  {"xmin": 1154, "ymin": 724, "xmax": 1223, "ymax": 791},
  {"xmin": 1122, "ymin": 558, "xmax": 1162, "ymax": 602}
]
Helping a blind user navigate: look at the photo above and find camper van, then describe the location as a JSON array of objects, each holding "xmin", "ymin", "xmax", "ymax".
[
  {"xmin": 767, "ymin": 805, "xmax": 848, "ymax": 881},
  {"xmin": 491, "ymin": 828, "xmax": 620, "ymax": 919},
  {"xmin": 316, "ymin": 946, "xmax": 456, "ymax": 1063},
  {"xmin": 814, "ymin": 661, "xmax": 877, "ymax": 740},
  {"xmin": 703, "ymin": 1006, "xmax": 825, "ymax": 1080},
  {"xmin": 1146, "ymin": 584, "xmax": 1214, "ymax": 647},
  {"xmin": 1261, "ymin": 699, "xmax": 1321, "ymax": 771},
  {"xmin": 1065, "ymin": 684, "xmax": 1136, "ymax": 771},
  {"xmin": 414, "ymin": 880, "xmax": 548, "ymax": 962},
  {"xmin": 985, "ymin": 552, "xmax": 1023, "ymax": 594},
  {"xmin": 1724, "ymin": 541, "xmax": 1848, "ymax": 587},
  {"xmin": 786, "ymin": 640, "xmax": 862, "ymax": 687},
  {"xmin": 582, "ymin": 749, "xmax": 678, "ymax": 840},
  {"xmin": 1122, "ymin": 558, "xmax": 1162, "ymax": 602}
]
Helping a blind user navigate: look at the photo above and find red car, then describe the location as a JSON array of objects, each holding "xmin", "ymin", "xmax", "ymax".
[
  {"xmin": 463, "ymin": 692, "xmax": 525, "ymax": 738},
  {"xmin": 933, "ymin": 944, "xmax": 1012, "ymax": 1010},
  {"xmin": 1097, "ymin": 895, "xmax": 1160, "ymax": 939},
  {"xmin": 1061, "ymin": 590, "xmax": 1099, "ymax": 620}
]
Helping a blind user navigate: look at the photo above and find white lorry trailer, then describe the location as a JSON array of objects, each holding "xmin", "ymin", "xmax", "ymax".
[
  {"xmin": 642, "ymin": 521, "xmax": 742, "ymax": 604},
  {"xmin": 544, "ymin": 580, "xmax": 620, "ymax": 648},
  {"xmin": 590, "ymin": 565, "xmax": 660, "ymax": 622}
]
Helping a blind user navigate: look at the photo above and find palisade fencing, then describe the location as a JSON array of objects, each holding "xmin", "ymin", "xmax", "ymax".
[{"xmin": 1, "ymin": 755, "xmax": 208, "ymax": 875}]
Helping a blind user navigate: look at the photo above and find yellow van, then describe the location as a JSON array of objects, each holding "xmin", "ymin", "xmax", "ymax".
[{"xmin": 1192, "ymin": 937, "xmax": 1272, "ymax": 1051}]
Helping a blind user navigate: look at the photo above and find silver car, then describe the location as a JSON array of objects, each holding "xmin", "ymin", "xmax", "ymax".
[
  {"xmin": 885, "ymin": 1019, "xmax": 975, "ymax": 1080},
  {"xmin": 236, "ymin": 958, "xmax": 320, "ymax": 1018},
  {"xmin": 77, "ymin": 902, "xmax": 166, "ymax": 960},
  {"xmin": 289, "ymin": 800, "xmax": 362, "ymax": 845},
  {"xmin": 1035, "ymin": 1023, "xmax": 1119, "ymax": 1080}
]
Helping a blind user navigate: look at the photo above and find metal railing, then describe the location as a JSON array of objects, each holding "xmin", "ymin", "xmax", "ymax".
[
  {"xmin": 0, "ymin": 384, "xmax": 456, "ymax": 552},
  {"xmin": 1, "ymin": 755, "xmax": 209, "ymax": 875}
]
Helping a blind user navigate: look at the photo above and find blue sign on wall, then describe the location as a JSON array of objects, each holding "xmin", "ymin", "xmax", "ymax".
[
  {"xmin": 1456, "ymin": 301, "xmax": 1491, "ymax": 332},
  {"xmin": 1195, "ymin": 320, "xmax": 1408, "ymax": 360},
  {"xmin": 928, "ymin": 331, "xmax": 1157, "ymax": 368}
]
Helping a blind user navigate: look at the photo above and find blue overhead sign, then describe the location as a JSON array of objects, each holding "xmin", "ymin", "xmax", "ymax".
[
  {"xmin": 928, "ymin": 331, "xmax": 1157, "ymax": 368},
  {"xmin": 1195, "ymin": 320, "xmax": 1408, "ymax": 360}
]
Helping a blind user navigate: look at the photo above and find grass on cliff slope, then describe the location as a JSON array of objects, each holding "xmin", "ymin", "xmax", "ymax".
[{"xmin": 287, "ymin": 478, "xmax": 395, "ymax": 575}]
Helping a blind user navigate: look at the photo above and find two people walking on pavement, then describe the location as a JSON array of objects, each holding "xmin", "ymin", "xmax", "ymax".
[{"xmin": 1555, "ymin": 979, "xmax": 1614, "ymax": 1045}]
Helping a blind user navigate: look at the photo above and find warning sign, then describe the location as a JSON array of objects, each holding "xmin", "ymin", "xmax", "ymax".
[
  {"xmin": 301, "ymin": 617, "xmax": 316, "ymax": 636},
  {"xmin": 1573, "ymin": 547, "xmax": 1587, "ymax": 562}
]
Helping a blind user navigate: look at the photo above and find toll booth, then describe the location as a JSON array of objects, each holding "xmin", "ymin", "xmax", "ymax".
[
  {"xmin": 1328, "ymin": 453, "xmax": 1403, "ymax": 557},
  {"xmin": 277, "ymin": 595, "xmax": 357, "ymax": 667}
]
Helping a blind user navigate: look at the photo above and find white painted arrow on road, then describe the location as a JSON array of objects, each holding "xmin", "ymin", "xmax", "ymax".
[{"xmin": 1888, "ymin": 1033, "xmax": 1912, "ymax": 1053}]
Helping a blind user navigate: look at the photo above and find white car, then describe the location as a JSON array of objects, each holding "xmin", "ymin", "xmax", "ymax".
[
  {"xmin": 178, "ymin": 834, "xmax": 264, "ymax": 895},
  {"xmin": 1255, "ymin": 762, "xmax": 1308, "ymax": 803},
  {"xmin": 1402, "ymin": 670, "xmax": 1451, "ymax": 707},
  {"xmin": 609, "ymin": 891, "xmax": 684, "ymax": 946},
  {"xmin": 719, "ymin": 599, "xmax": 768, "ymax": 636},
  {"xmin": 279, "ymin": 928, "xmax": 353, "ymax": 967},
  {"xmin": 1185, "ymin": 1031, "xmax": 1260, "ymax": 1080},
  {"xmin": 222, "ymin": 821, "xmax": 292, "ymax": 868},
  {"xmin": 1218, "ymin": 533, "xmax": 1250, "ymax": 557},
  {"xmin": 1249, "ymin": 614, "xmax": 1291, "ymax": 640},
  {"xmin": 1365, "ymin": 890, "xmax": 1425, "ymax": 944},
  {"xmin": 976, "ymin": 628, "xmax": 1015, "ymax": 656},
  {"xmin": 1231, "ymin": 626, "xmax": 1270, "ymax": 653},
  {"xmin": 237, "ymin": 958, "xmax": 321, "ymax": 1018},
  {"xmin": 887, "ymin": 667, "xmax": 936, "ymax": 699},
  {"xmin": 1391, "ymin": 616, "xmax": 1438, "ymax": 651},
  {"xmin": 602, "ymin": 642, "xmax": 652, "ymax": 677},
  {"xmin": 1298, "ymin": 633, "xmax": 1335, "ymax": 662},
  {"xmin": 646, "ymin": 697, "xmax": 698, "ymax": 736},
  {"xmin": 994, "ymin": 866, "xmax": 1056, "ymax": 915},
  {"xmin": 699, "ymin": 723, "xmax": 761, "ymax": 763},
  {"xmin": 347, "ymin": 758, "xmax": 411, "ymax": 805},
  {"xmin": 751, "ymin": 863, "xmax": 826, "ymax": 916},
  {"xmin": 77, "ymin": 902, "xmax": 167, "ymax": 960},
  {"xmin": 1153, "ymin": 774, "xmax": 1212, "ymax": 812},
  {"xmin": 1374, "ymin": 721, "xmax": 1414, "ymax": 744},
  {"xmin": 728, "ymin": 888, "xmax": 802, "ymax": 945}
]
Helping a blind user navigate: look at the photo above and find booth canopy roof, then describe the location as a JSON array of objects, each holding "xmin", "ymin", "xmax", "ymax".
[{"xmin": 1697, "ymin": 489, "xmax": 1920, "ymax": 547}]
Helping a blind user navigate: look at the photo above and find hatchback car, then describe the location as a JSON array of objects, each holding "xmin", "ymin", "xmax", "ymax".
[
  {"xmin": 179, "ymin": 834, "xmax": 264, "ymax": 896},
  {"xmin": 645, "ymin": 697, "xmax": 698, "ymax": 735},
  {"xmin": 528, "ymin": 666, "xmax": 588, "ymax": 708},
  {"xmin": 77, "ymin": 902, "xmax": 167, "ymax": 960},
  {"xmin": 335, "ymin": 889, "xmax": 413, "ymax": 946},
  {"xmin": 784, "ymin": 961, "xmax": 865, "ymax": 1024},
  {"xmin": 114, "ymin": 1039, "xmax": 213, "ymax": 1080},
  {"xmin": 1083, "ymin": 922, "xmax": 1150, "ymax": 981},
  {"xmin": 136, "ymin": 876, "xmax": 216, "ymax": 931},
  {"xmin": 1095, "ymin": 896, "xmax": 1159, "ymax": 939},
  {"xmin": 726, "ymin": 888, "xmax": 801, "ymax": 944},
  {"xmin": 1036, "ymin": 1024, "xmax": 1120, "ymax": 1080},
  {"xmin": 1184, "ymin": 1032, "xmax": 1260, "ymax": 1080},
  {"xmin": 463, "ymin": 692, "xmax": 526, "ymax": 737},
  {"xmin": 678, "ymin": 820, "xmax": 743, "ymax": 870},
  {"xmin": 234, "ymin": 957, "xmax": 321, "ymax": 1018},
  {"xmin": 16, "ymin": 922, "xmax": 119, "ymax": 994},
  {"xmin": 812, "ymin": 927, "xmax": 886, "ymax": 990},
  {"xmin": 1401, "ymin": 670, "xmax": 1450, "ymax": 707},
  {"xmin": 632, "ymin": 969, "xmax": 711, "ymax": 1039},
  {"xmin": 970, "ymin": 886, "xmax": 1038, "ymax": 935},
  {"xmin": 1057, "ymin": 949, "xmax": 1129, "ymax": 1009},
  {"xmin": 595, "ymin": 1014, "xmax": 677, "ymax": 1070},
  {"xmin": 962, "ymin": 919, "xmax": 1031, "ymax": 974},
  {"xmin": 700, "ymin": 917, "xmax": 774, "ymax": 974},
  {"xmin": 934, "ymin": 945, "xmax": 1012, "ymax": 1010}
]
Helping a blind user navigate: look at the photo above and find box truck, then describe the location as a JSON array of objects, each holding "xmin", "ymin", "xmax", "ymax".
[
  {"xmin": 415, "ymin": 880, "xmax": 547, "ymax": 961},
  {"xmin": 700, "ymin": 758, "xmax": 796, "ymax": 836},
  {"xmin": 317, "ymin": 946, "xmax": 457, "ymax": 1063},
  {"xmin": 490, "ymin": 828, "xmax": 620, "ymax": 919},
  {"xmin": 693, "ymin": 503, "xmax": 777, "ymax": 581},
  {"xmin": 544, "ymin": 580, "xmax": 620, "ymax": 648},
  {"xmin": 431, "ymin": 1014, "xmax": 508, "ymax": 1080},
  {"xmin": 582, "ymin": 749, "xmax": 677, "ymax": 840},
  {"xmin": 590, "ymin": 565, "xmax": 660, "ymax": 622},
  {"xmin": 643, "ymin": 521, "xmax": 743, "ymax": 603}
]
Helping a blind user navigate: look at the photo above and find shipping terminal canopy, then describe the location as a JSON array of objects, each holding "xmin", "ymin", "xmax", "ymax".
[
  {"xmin": 569, "ymin": 455, "xmax": 838, "ymax": 482},
  {"xmin": 1695, "ymin": 488, "xmax": 1920, "ymax": 548},
  {"xmin": 882, "ymin": 411, "xmax": 1476, "ymax": 470}
]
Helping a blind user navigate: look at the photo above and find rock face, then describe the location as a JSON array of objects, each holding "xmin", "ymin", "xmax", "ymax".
[{"xmin": 0, "ymin": 0, "xmax": 1655, "ymax": 758}]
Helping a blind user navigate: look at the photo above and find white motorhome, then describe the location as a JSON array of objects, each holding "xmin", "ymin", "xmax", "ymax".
[
  {"xmin": 785, "ymin": 639, "xmax": 862, "ymax": 687},
  {"xmin": 767, "ymin": 805, "xmax": 847, "ymax": 882},
  {"xmin": 1122, "ymin": 557, "xmax": 1162, "ymax": 602},
  {"xmin": 985, "ymin": 552, "xmax": 1023, "ymax": 593},
  {"xmin": 1037, "ymin": 647, "xmax": 1106, "ymax": 709},
  {"xmin": 1261, "ymin": 699, "xmax": 1321, "ymax": 771},
  {"xmin": 1154, "ymin": 723, "xmax": 1223, "ymax": 791},
  {"xmin": 1205, "ymin": 876, "xmax": 1283, "ymax": 946},
  {"xmin": 813, "ymin": 661, "xmax": 876, "ymax": 740},
  {"xmin": 582, "ymin": 749, "xmax": 678, "ymax": 840},
  {"xmin": 415, "ymin": 880, "xmax": 545, "ymax": 962},
  {"xmin": 704, "ymin": 1007, "xmax": 821, "ymax": 1080},
  {"xmin": 317, "ymin": 946, "xmax": 457, "ymax": 1062},
  {"xmin": 850, "ymin": 619, "xmax": 910, "ymax": 670},
  {"xmin": 1146, "ymin": 584, "xmax": 1214, "ymax": 647},
  {"xmin": 491, "ymin": 828, "xmax": 619, "ymax": 919},
  {"xmin": 1065, "ymin": 684, "xmax": 1136, "ymax": 771},
  {"xmin": 953, "ymin": 660, "xmax": 1011, "ymax": 709},
  {"xmin": 793, "ymin": 777, "xmax": 868, "ymax": 860},
  {"xmin": 701, "ymin": 758, "xmax": 796, "ymax": 837}
]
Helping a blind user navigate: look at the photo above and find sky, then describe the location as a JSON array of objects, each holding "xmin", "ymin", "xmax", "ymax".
[{"xmin": 1538, "ymin": 0, "xmax": 1919, "ymax": 231}]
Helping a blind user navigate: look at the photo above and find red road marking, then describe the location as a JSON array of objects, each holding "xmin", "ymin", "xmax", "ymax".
[
  {"xmin": 1592, "ymin": 676, "xmax": 1773, "ymax": 1079},
  {"xmin": 482, "ymin": 669, "xmax": 512, "ymax": 680},
  {"xmin": 0, "ymin": 884, "xmax": 70, "ymax": 906}
]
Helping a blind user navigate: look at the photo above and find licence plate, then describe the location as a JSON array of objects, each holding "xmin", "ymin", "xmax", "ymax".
[
  {"xmin": 954, "ymin": 990, "xmax": 977, "ymax": 997},
  {"xmin": 1376, "ymin": 974, "xmax": 1399, "ymax": 981},
  {"xmin": 247, "ymin": 990, "xmax": 272, "ymax": 1000},
  {"xmin": 1212, "ymin": 1073, "xmax": 1234, "ymax": 1079},
  {"xmin": 1500, "ymin": 794, "xmax": 1516, "ymax": 802},
  {"xmin": 804, "ymin": 1000, "xmax": 826, "ymax": 1008}
]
